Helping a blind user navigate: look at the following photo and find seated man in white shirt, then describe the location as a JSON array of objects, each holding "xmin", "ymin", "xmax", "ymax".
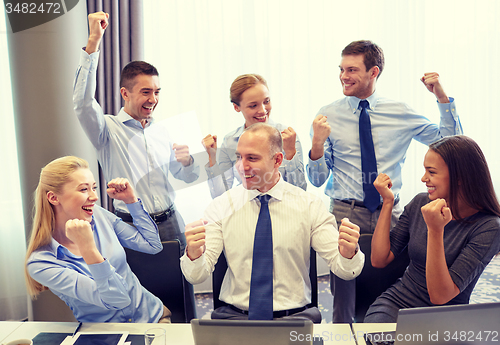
[{"xmin": 180, "ymin": 123, "xmax": 364, "ymax": 322}]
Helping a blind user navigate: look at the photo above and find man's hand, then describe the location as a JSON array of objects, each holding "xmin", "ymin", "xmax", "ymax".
[
  {"xmin": 173, "ymin": 143, "xmax": 193, "ymax": 167},
  {"xmin": 185, "ymin": 220, "xmax": 208, "ymax": 260},
  {"xmin": 107, "ymin": 178, "xmax": 137, "ymax": 204},
  {"xmin": 281, "ymin": 127, "xmax": 297, "ymax": 160},
  {"xmin": 338, "ymin": 218, "xmax": 360, "ymax": 259},
  {"xmin": 421, "ymin": 199, "xmax": 452, "ymax": 235},
  {"xmin": 373, "ymin": 173, "xmax": 394, "ymax": 203},
  {"xmin": 310, "ymin": 114, "xmax": 331, "ymax": 160},
  {"xmin": 202, "ymin": 134, "xmax": 217, "ymax": 167},
  {"xmin": 85, "ymin": 12, "xmax": 109, "ymax": 54},
  {"xmin": 421, "ymin": 72, "xmax": 449, "ymax": 103}
]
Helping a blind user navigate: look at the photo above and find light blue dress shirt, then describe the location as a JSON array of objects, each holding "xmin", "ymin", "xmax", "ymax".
[
  {"xmin": 307, "ymin": 91, "xmax": 462, "ymax": 201},
  {"xmin": 73, "ymin": 50, "xmax": 200, "ymax": 214},
  {"xmin": 205, "ymin": 119, "xmax": 306, "ymax": 199},
  {"xmin": 27, "ymin": 201, "xmax": 164, "ymax": 323}
]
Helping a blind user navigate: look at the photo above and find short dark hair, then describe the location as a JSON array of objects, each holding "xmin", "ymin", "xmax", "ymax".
[
  {"xmin": 429, "ymin": 135, "xmax": 500, "ymax": 221},
  {"xmin": 120, "ymin": 61, "xmax": 159, "ymax": 91},
  {"xmin": 244, "ymin": 123, "xmax": 282, "ymax": 157},
  {"xmin": 342, "ymin": 40, "xmax": 384, "ymax": 78}
]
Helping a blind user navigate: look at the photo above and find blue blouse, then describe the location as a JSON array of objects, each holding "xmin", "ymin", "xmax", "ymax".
[{"xmin": 27, "ymin": 200, "xmax": 164, "ymax": 323}]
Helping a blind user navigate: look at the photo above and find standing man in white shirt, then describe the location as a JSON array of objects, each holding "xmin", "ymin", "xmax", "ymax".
[
  {"xmin": 73, "ymin": 12, "xmax": 199, "ymax": 251},
  {"xmin": 307, "ymin": 40, "xmax": 463, "ymax": 323},
  {"xmin": 181, "ymin": 123, "xmax": 364, "ymax": 322}
]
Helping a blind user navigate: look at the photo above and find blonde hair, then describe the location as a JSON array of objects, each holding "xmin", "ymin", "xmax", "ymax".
[
  {"xmin": 24, "ymin": 156, "xmax": 89, "ymax": 298},
  {"xmin": 230, "ymin": 74, "xmax": 268, "ymax": 106}
]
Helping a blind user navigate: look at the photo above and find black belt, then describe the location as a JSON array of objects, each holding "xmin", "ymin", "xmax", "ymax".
[
  {"xmin": 229, "ymin": 304, "xmax": 307, "ymax": 318},
  {"xmin": 115, "ymin": 205, "xmax": 175, "ymax": 224},
  {"xmin": 339, "ymin": 196, "xmax": 399, "ymax": 210}
]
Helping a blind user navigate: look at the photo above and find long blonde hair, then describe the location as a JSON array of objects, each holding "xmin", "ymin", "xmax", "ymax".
[{"xmin": 24, "ymin": 156, "xmax": 89, "ymax": 298}]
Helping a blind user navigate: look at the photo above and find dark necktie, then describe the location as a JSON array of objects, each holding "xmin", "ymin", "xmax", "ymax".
[
  {"xmin": 359, "ymin": 100, "xmax": 380, "ymax": 213},
  {"xmin": 248, "ymin": 194, "xmax": 273, "ymax": 320}
]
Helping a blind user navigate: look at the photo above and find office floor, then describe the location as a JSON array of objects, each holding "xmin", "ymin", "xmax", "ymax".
[{"xmin": 194, "ymin": 255, "xmax": 500, "ymax": 323}]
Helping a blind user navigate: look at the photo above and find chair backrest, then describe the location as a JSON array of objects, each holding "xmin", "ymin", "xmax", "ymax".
[
  {"xmin": 124, "ymin": 240, "xmax": 196, "ymax": 323},
  {"xmin": 355, "ymin": 233, "xmax": 410, "ymax": 322},
  {"xmin": 30, "ymin": 289, "xmax": 77, "ymax": 322},
  {"xmin": 212, "ymin": 248, "xmax": 318, "ymax": 311}
]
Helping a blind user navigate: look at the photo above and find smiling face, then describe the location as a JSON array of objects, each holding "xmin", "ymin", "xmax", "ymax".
[
  {"xmin": 339, "ymin": 54, "xmax": 378, "ymax": 99},
  {"xmin": 49, "ymin": 168, "xmax": 99, "ymax": 224},
  {"xmin": 235, "ymin": 130, "xmax": 282, "ymax": 192},
  {"xmin": 121, "ymin": 74, "xmax": 160, "ymax": 127},
  {"xmin": 421, "ymin": 149, "xmax": 450, "ymax": 201},
  {"xmin": 233, "ymin": 83, "xmax": 271, "ymax": 128}
]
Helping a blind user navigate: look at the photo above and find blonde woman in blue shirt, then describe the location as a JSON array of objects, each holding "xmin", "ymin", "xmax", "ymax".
[
  {"xmin": 202, "ymin": 74, "xmax": 306, "ymax": 198},
  {"xmin": 25, "ymin": 156, "xmax": 171, "ymax": 323}
]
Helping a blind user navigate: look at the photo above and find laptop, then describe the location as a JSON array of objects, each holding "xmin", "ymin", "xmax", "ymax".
[
  {"xmin": 363, "ymin": 302, "xmax": 500, "ymax": 345},
  {"xmin": 191, "ymin": 319, "xmax": 323, "ymax": 345}
]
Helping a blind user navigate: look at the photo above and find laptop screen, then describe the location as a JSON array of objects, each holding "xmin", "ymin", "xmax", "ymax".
[
  {"xmin": 396, "ymin": 303, "xmax": 499, "ymax": 345},
  {"xmin": 191, "ymin": 319, "xmax": 321, "ymax": 345}
]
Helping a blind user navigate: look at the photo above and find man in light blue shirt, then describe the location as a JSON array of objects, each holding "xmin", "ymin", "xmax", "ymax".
[
  {"xmin": 73, "ymin": 12, "xmax": 199, "ymax": 251},
  {"xmin": 307, "ymin": 40, "xmax": 462, "ymax": 323}
]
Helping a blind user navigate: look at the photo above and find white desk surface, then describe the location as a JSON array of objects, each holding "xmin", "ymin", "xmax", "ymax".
[
  {"xmin": 0, "ymin": 322, "xmax": 23, "ymax": 343},
  {"xmin": 1, "ymin": 322, "xmax": 356, "ymax": 345},
  {"xmin": 351, "ymin": 323, "xmax": 397, "ymax": 345}
]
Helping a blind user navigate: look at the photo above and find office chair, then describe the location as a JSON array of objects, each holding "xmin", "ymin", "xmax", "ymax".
[
  {"xmin": 212, "ymin": 248, "xmax": 318, "ymax": 312},
  {"xmin": 30, "ymin": 289, "xmax": 77, "ymax": 322},
  {"xmin": 124, "ymin": 240, "xmax": 197, "ymax": 323},
  {"xmin": 354, "ymin": 233, "xmax": 410, "ymax": 322}
]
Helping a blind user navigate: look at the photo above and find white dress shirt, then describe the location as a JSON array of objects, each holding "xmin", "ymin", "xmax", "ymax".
[{"xmin": 181, "ymin": 177, "xmax": 364, "ymax": 311}]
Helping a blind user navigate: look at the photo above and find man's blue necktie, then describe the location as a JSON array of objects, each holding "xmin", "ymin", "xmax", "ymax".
[
  {"xmin": 359, "ymin": 100, "xmax": 380, "ymax": 213},
  {"xmin": 248, "ymin": 194, "xmax": 273, "ymax": 320}
]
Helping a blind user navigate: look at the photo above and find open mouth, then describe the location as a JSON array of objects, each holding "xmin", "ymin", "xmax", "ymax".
[
  {"xmin": 82, "ymin": 205, "xmax": 94, "ymax": 215},
  {"xmin": 254, "ymin": 115, "xmax": 267, "ymax": 122},
  {"xmin": 427, "ymin": 186, "xmax": 436, "ymax": 193},
  {"xmin": 244, "ymin": 174, "xmax": 256, "ymax": 179}
]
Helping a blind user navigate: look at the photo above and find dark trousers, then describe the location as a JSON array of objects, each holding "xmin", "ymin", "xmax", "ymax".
[
  {"xmin": 330, "ymin": 199, "xmax": 401, "ymax": 323},
  {"xmin": 211, "ymin": 305, "xmax": 322, "ymax": 323}
]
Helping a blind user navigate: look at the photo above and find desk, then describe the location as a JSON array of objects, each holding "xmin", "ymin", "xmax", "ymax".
[
  {"xmin": 0, "ymin": 322, "xmax": 23, "ymax": 343},
  {"xmin": 351, "ymin": 323, "xmax": 397, "ymax": 345},
  {"xmin": 1, "ymin": 322, "xmax": 356, "ymax": 345}
]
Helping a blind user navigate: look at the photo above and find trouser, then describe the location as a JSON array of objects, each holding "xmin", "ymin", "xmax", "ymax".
[
  {"xmin": 156, "ymin": 210, "xmax": 187, "ymax": 254},
  {"xmin": 211, "ymin": 305, "xmax": 322, "ymax": 323},
  {"xmin": 330, "ymin": 199, "xmax": 401, "ymax": 323}
]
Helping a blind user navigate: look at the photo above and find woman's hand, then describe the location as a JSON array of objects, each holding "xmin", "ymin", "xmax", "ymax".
[
  {"xmin": 107, "ymin": 178, "xmax": 138, "ymax": 204},
  {"xmin": 421, "ymin": 199, "xmax": 452, "ymax": 234},
  {"xmin": 66, "ymin": 219, "xmax": 104, "ymax": 265},
  {"xmin": 373, "ymin": 173, "xmax": 394, "ymax": 202},
  {"xmin": 202, "ymin": 134, "xmax": 218, "ymax": 167}
]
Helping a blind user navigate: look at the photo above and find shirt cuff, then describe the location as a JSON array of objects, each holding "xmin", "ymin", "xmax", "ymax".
[
  {"xmin": 205, "ymin": 162, "xmax": 222, "ymax": 178},
  {"xmin": 282, "ymin": 153, "xmax": 301, "ymax": 172},
  {"xmin": 180, "ymin": 252, "xmax": 207, "ymax": 283},
  {"xmin": 125, "ymin": 198, "xmax": 147, "ymax": 215},
  {"xmin": 437, "ymin": 97, "xmax": 456, "ymax": 115},
  {"xmin": 88, "ymin": 258, "xmax": 115, "ymax": 280},
  {"xmin": 79, "ymin": 49, "xmax": 100, "ymax": 72},
  {"xmin": 337, "ymin": 250, "xmax": 365, "ymax": 280}
]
